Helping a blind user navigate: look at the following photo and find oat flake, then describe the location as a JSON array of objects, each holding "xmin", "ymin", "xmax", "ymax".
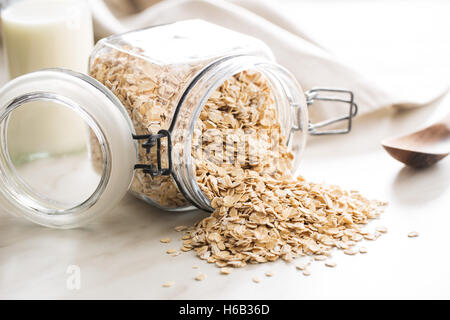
[
  {"xmin": 195, "ymin": 273, "xmax": 206, "ymax": 281},
  {"xmin": 252, "ymin": 277, "xmax": 261, "ymax": 283},
  {"xmin": 220, "ymin": 267, "xmax": 232, "ymax": 275},
  {"xmin": 162, "ymin": 281, "xmax": 175, "ymax": 288}
]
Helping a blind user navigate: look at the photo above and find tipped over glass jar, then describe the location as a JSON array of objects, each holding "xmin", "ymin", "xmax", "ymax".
[{"xmin": 0, "ymin": 20, "xmax": 357, "ymax": 228}]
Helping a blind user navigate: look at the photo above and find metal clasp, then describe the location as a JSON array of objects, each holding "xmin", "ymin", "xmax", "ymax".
[
  {"xmin": 304, "ymin": 88, "xmax": 358, "ymax": 135},
  {"xmin": 133, "ymin": 129, "xmax": 172, "ymax": 177}
]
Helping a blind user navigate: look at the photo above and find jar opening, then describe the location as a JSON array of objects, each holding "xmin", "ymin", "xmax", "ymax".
[
  {"xmin": 0, "ymin": 69, "xmax": 137, "ymax": 228},
  {"xmin": 0, "ymin": 92, "xmax": 110, "ymax": 215},
  {"xmin": 170, "ymin": 55, "xmax": 308, "ymax": 212}
]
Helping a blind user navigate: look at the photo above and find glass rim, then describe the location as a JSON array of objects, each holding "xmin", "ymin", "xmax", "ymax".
[
  {"xmin": 0, "ymin": 91, "xmax": 112, "ymax": 215},
  {"xmin": 0, "ymin": 68, "xmax": 138, "ymax": 228}
]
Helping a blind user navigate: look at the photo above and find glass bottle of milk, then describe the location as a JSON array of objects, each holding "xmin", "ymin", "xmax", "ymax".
[{"xmin": 1, "ymin": 0, "xmax": 93, "ymax": 164}]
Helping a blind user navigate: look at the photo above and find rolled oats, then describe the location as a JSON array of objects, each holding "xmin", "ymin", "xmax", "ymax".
[
  {"xmin": 220, "ymin": 267, "xmax": 232, "ymax": 275},
  {"xmin": 376, "ymin": 226, "xmax": 388, "ymax": 233},
  {"xmin": 314, "ymin": 255, "xmax": 327, "ymax": 261},
  {"xmin": 344, "ymin": 249, "xmax": 358, "ymax": 256},
  {"xmin": 162, "ymin": 281, "xmax": 175, "ymax": 288},
  {"xmin": 90, "ymin": 44, "xmax": 386, "ymax": 271},
  {"xmin": 187, "ymin": 72, "xmax": 386, "ymax": 266},
  {"xmin": 296, "ymin": 261, "xmax": 310, "ymax": 271},
  {"xmin": 195, "ymin": 273, "xmax": 206, "ymax": 281}
]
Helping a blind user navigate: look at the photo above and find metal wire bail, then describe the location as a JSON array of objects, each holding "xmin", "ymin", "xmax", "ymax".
[
  {"xmin": 133, "ymin": 129, "xmax": 172, "ymax": 177},
  {"xmin": 304, "ymin": 88, "xmax": 358, "ymax": 135}
]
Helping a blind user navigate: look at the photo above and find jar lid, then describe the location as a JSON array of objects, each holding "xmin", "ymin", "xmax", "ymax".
[{"xmin": 0, "ymin": 69, "xmax": 137, "ymax": 228}]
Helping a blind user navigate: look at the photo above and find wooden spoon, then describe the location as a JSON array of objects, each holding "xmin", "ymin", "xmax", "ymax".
[{"xmin": 382, "ymin": 113, "xmax": 450, "ymax": 168}]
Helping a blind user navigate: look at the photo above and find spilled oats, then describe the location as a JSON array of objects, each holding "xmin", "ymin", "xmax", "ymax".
[{"xmin": 90, "ymin": 48, "xmax": 387, "ymax": 271}]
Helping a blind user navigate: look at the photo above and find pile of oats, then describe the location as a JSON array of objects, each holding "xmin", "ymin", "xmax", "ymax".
[
  {"xmin": 90, "ymin": 46, "xmax": 386, "ymax": 269},
  {"xmin": 184, "ymin": 72, "xmax": 387, "ymax": 268}
]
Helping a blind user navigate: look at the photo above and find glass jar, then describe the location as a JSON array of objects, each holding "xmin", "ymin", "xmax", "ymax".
[{"xmin": 0, "ymin": 20, "xmax": 357, "ymax": 228}]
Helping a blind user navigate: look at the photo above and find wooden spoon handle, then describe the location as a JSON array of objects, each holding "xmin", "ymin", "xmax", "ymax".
[{"xmin": 441, "ymin": 113, "xmax": 450, "ymax": 130}]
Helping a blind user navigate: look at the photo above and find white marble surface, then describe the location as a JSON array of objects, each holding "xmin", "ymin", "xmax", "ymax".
[{"xmin": 1, "ymin": 0, "xmax": 449, "ymax": 299}]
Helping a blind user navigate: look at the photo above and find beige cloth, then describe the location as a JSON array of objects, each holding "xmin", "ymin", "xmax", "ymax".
[
  {"xmin": 89, "ymin": 0, "xmax": 449, "ymax": 123},
  {"xmin": 4, "ymin": 0, "xmax": 448, "ymax": 122}
]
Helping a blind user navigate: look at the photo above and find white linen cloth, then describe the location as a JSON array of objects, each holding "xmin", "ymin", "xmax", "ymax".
[{"xmin": 89, "ymin": 0, "xmax": 449, "ymax": 123}]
